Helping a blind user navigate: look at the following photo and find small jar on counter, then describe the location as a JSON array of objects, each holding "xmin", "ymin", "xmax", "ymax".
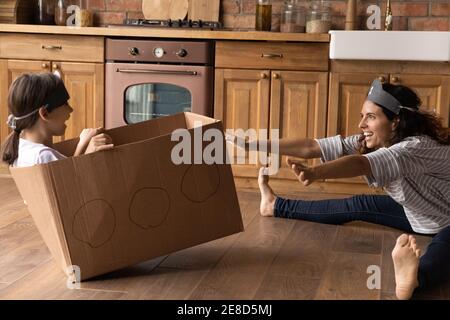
[
  {"xmin": 306, "ymin": 0, "xmax": 331, "ymax": 34},
  {"xmin": 281, "ymin": 0, "xmax": 306, "ymax": 33}
]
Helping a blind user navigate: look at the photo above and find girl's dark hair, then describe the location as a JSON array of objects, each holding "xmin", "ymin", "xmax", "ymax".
[
  {"xmin": 1, "ymin": 73, "xmax": 63, "ymax": 165},
  {"xmin": 359, "ymin": 82, "xmax": 450, "ymax": 154}
]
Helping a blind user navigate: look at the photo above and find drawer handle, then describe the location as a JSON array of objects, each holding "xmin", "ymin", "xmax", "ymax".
[
  {"xmin": 42, "ymin": 45, "xmax": 62, "ymax": 50},
  {"xmin": 261, "ymin": 53, "xmax": 283, "ymax": 59}
]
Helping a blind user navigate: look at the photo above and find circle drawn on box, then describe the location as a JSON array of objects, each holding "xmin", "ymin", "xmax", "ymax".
[
  {"xmin": 129, "ymin": 187, "xmax": 170, "ymax": 229},
  {"xmin": 181, "ymin": 164, "xmax": 220, "ymax": 203},
  {"xmin": 72, "ymin": 199, "xmax": 116, "ymax": 249}
]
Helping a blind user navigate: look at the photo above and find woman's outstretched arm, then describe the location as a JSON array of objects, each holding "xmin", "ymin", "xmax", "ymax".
[
  {"xmin": 288, "ymin": 155, "xmax": 372, "ymax": 186},
  {"xmin": 227, "ymin": 134, "xmax": 322, "ymax": 159}
]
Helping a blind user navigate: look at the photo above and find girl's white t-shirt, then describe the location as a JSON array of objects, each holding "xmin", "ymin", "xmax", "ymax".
[{"xmin": 13, "ymin": 138, "xmax": 66, "ymax": 167}]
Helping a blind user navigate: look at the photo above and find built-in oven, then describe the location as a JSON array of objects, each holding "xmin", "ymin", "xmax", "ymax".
[{"xmin": 105, "ymin": 38, "xmax": 214, "ymax": 129}]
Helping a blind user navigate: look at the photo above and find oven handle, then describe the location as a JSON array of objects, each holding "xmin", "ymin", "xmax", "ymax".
[{"xmin": 116, "ymin": 68, "xmax": 198, "ymax": 76}]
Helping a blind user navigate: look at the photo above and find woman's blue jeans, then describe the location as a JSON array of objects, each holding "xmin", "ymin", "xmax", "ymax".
[{"xmin": 275, "ymin": 194, "xmax": 450, "ymax": 292}]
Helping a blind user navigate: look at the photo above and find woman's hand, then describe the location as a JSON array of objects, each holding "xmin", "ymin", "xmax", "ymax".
[
  {"xmin": 225, "ymin": 133, "xmax": 259, "ymax": 152},
  {"xmin": 286, "ymin": 158, "xmax": 315, "ymax": 186},
  {"xmin": 85, "ymin": 133, "xmax": 114, "ymax": 154}
]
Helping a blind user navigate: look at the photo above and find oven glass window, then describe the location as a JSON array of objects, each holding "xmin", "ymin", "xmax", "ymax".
[{"xmin": 124, "ymin": 83, "xmax": 192, "ymax": 123}]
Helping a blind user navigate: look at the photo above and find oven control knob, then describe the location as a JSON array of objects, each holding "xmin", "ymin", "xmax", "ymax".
[
  {"xmin": 176, "ymin": 49, "xmax": 188, "ymax": 58},
  {"xmin": 129, "ymin": 47, "xmax": 139, "ymax": 56}
]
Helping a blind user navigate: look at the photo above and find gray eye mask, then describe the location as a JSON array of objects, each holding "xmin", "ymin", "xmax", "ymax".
[
  {"xmin": 367, "ymin": 79, "xmax": 417, "ymax": 115},
  {"xmin": 7, "ymin": 81, "xmax": 70, "ymax": 129}
]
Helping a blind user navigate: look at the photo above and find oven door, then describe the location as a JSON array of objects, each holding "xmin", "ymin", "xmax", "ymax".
[{"xmin": 105, "ymin": 62, "xmax": 213, "ymax": 129}]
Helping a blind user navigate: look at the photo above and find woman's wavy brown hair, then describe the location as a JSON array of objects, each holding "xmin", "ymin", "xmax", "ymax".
[{"xmin": 358, "ymin": 82, "xmax": 450, "ymax": 154}]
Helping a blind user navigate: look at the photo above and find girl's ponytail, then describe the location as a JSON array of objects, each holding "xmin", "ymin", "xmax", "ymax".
[{"xmin": 1, "ymin": 130, "xmax": 21, "ymax": 165}]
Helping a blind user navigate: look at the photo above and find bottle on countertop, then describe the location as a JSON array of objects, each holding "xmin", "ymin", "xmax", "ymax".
[
  {"xmin": 37, "ymin": 0, "xmax": 56, "ymax": 25},
  {"xmin": 55, "ymin": 0, "xmax": 68, "ymax": 26},
  {"xmin": 255, "ymin": 0, "xmax": 272, "ymax": 31}
]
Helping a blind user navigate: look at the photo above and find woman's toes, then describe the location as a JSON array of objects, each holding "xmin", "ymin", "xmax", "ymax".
[
  {"xmin": 396, "ymin": 234, "xmax": 409, "ymax": 246},
  {"xmin": 415, "ymin": 248, "xmax": 421, "ymax": 258}
]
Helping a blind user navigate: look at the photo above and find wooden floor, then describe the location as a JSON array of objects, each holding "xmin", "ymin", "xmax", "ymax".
[{"xmin": 1, "ymin": 173, "xmax": 450, "ymax": 300}]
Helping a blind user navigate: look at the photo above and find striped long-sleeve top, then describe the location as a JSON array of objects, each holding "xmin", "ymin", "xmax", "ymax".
[{"xmin": 316, "ymin": 135, "xmax": 450, "ymax": 234}]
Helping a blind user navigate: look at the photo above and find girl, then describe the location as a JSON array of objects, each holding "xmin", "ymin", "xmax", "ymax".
[
  {"xmin": 1, "ymin": 72, "xmax": 114, "ymax": 167},
  {"xmin": 231, "ymin": 79, "xmax": 450, "ymax": 300}
]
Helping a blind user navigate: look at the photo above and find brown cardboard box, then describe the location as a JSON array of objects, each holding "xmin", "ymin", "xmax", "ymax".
[{"xmin": 10, "ymin": 112, "xmax": 243, "ymax": 281}]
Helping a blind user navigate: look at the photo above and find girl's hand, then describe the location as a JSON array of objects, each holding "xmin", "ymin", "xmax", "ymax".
[
  {"xmin": 286, "ymin": 158, "xmax": 315, "ymax": 186},
  {"xmin": 74, "ymin": 127, "xmax": 104, "ymax": 156},
  {"xmin": 85, "ymin": 133, "xmax": 114, "ymax": 154},
  {"xmin": 79, "ymin": 127, "xmax": 102, "ymax": 146}
]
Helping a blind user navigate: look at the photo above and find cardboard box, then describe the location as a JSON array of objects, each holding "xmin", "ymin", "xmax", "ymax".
[{"xmin": 10, "ymin": 112, "xmax": 243, "ymax": 281}]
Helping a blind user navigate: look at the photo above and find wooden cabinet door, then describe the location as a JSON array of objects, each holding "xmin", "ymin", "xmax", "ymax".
[
  {"xmin": 0, "ymin": 59, "xmax": 50, "ymax": 145},
  {"xmin": 269, "ymin": 70, "xmax": 328, "ymax": 180},
  {"xmin": 328, "ymin": 72, "xmax": 388, "ymax": 184},
  {"xmin": 390, "ymin": 74, "xmax": 450, "ymax": 127},
  {"xmin": 53, "ymin": 62, "xmax": 104, "ymax": 142},
  {"xmin": 214, "ymin": 68, "xmax": 270, "ymax": 177}
]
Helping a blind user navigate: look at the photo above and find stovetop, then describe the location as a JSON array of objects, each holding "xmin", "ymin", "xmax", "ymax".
[{"xmin": 109, "ymin": 19, "xmax": 222, "ymax": 30}]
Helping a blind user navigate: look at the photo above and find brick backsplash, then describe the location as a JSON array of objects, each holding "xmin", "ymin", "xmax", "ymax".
[{"xmin": 81, "ymin": 0, "xmax": 449, "ymax": 31}]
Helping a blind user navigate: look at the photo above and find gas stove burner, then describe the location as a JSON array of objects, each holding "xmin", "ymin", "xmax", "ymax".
[{"xmin": 122, "ymin": 19, "xmax": 222, "ymax": 30}]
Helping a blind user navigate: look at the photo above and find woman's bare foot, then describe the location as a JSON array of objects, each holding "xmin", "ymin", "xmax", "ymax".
[
  {"xmin": 392, "ymin": 234, "xmax": 421, "ymax": 300},
  {"xmin": 258, "ymin": 167, "xmax": 276, "ymax": 217}
]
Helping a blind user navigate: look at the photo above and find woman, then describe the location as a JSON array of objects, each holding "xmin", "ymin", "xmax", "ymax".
[
  {"xmin": 231, "ymin": 79, "xmax": 450, "ymax": 300},
  {"xmin": 1, "ymin": 73, "xmax": 113, "ymax": 167}
]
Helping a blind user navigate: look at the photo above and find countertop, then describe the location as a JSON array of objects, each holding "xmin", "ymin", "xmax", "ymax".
[{"xmin": 0, "ymin": 24, "xmax": 330, "ymax": 42}]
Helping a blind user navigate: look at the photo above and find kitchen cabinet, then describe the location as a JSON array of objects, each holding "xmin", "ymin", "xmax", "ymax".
[
  {"xmin": 0, "ymin": 33, "xmax": 104, "ymax": 144},
  {"xmin": 214, "ymin": 41, "xmax": 328, "ymax": 179},
  {"xmin": 328, "ymin": 61, "xmax": 450, "ymax": 187}
]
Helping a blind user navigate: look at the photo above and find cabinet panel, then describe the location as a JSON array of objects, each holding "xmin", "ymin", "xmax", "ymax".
[
  {"xmin": 0, "ymin": 59, "xmax": 104, "ymax": 145},
  {"xmin": 214, "ymin": 68, "xmax": 270, "ymax": 177},
  {"xmin": 53, "ymin": 62, "xmax": 104, "ymax": 142},
  {"xmin": 270, "ymin": 71, "xmax": 328, "ymax": 180},
  {"xmin": 390, "ymin": 74, "xmax": 450, "ymax": 127},
  {"xmin": 0, "ymin": 59, "xmax": 49, "ymax": 144}
]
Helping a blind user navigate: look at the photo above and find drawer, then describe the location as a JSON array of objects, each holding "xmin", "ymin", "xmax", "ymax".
[
  {"xmin": 215, "ymin": 41, "xmax": 329, "ymax": 71},
  {"xmin": 0, "ymin": 33, "xmax": 104, "ymax": 63}
]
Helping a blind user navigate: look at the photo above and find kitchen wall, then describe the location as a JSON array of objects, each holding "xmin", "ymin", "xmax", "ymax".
[{"xmin": 81, "ymin": 0, "xmax": 449, "ymax": 31}]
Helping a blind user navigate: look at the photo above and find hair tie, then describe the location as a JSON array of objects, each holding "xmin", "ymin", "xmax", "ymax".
[{"xmin": 6, "ymin": 114, "xmax": 16, "ymax": 129}]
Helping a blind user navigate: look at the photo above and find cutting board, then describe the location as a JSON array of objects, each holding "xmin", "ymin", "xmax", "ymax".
[
  {"xmin": 188, "ymin": 0, "xmax": 220, "ymax": 22},
  {"xmin": 142, "ymin": 0, "xmax": 189, "ymax": 20}
]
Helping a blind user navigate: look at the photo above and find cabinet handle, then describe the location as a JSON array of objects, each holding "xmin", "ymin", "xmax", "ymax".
[
  {"xmin": 41, "ymin": 63, "xmax": 49, "ymax": 69},
  {"xmin": 42, "ymin": 45, "xmax": 62, "ymax": 50},
  {"xmin": 377, "ymin": 76, "xmax": 386, "ymax": 83},
  {"xmin": 391, "ymin": 76, "xmax": 400, "ymax": 83},
  {"xmin": 261, "ymin": 53, "xmax": 283, "ymax": 59},
  {"xmin": 260, "ymin": 73, "xmax": 267, "ymax": 79},
  {"xmin": 273, "ymin": 73, "xmax": 280, "ymax": 79},
  {"xmin": 52, "ymin": 64, "xmax": 59, "ymax": 70}
]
